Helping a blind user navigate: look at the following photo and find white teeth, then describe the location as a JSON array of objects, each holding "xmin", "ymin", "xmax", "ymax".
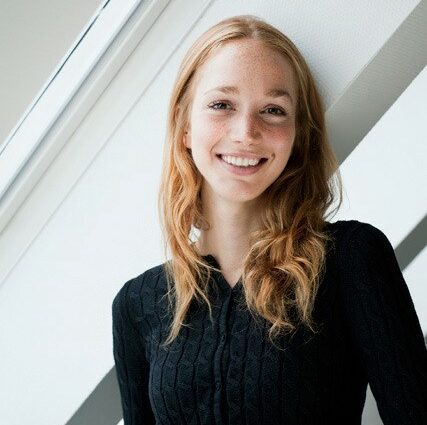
[{"xmin": 220, "ymin": 155, "xmax": 261, "ymax": 167}]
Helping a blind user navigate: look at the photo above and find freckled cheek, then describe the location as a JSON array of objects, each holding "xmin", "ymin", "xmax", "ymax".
[
  {"xmin": 194, "ymin": 116, "xmax": 226, "ymax": 143},
  {"xmin": 269, "ymin": 128, "xmax": 295, "ymax": 150}
]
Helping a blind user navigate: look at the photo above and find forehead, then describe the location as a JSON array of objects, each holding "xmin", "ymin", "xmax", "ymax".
[{"xmin": 193, "ymin": 39, "xmax": 296, "ymax": 94}]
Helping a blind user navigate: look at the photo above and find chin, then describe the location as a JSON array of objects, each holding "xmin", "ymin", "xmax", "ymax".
[{"xmin": 218, "ymin": 188, "xmax": 265, "ymax": 204}]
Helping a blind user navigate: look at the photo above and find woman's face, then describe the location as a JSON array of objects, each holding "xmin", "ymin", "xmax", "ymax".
[{"xmin": 184, "ymin": 38, "xmax": 297, "ymax": 204}]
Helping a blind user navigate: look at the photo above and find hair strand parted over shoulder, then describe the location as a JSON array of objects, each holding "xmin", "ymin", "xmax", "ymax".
[{"xmin": 157, "ymin": 14, "xmax": 343, "ymax": 350}]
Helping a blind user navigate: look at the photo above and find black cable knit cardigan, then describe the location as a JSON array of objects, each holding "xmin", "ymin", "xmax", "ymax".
[{"xmin": 112, "ymin": 220, "xmax": 427, "ymax": 424}]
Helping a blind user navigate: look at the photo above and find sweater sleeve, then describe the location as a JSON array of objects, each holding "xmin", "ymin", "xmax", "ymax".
[
  {"xmin": 112, "ymin": 276, "xmax": 156, "ymax": 425},
  {"xmin": 338, "ymin": 222, "xmax": 427, "ymax": 425}
]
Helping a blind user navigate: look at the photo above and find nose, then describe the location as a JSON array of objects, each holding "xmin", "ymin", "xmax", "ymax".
[{"xmin": 231, "ymin": 110, "xmax": 261, "ymax": 145}]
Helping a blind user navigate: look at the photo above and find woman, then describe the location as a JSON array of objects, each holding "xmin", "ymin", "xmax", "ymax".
[{"xmin": 112, "ymin": 15, "xmax": 427, "ymax": 425}]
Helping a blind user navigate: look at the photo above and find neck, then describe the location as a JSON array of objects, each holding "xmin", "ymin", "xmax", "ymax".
[{"xmin": 195, "ymin": 186, "xmax": 263, "ymax": 265}]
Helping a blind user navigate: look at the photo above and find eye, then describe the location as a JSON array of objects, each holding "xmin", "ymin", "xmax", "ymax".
[
  {"xmin": 263, "ymin": 107, "xmax": 287, "ymax": 116},
  {"xmin": 208, "ymin": 101, "xmax": 231, "ymax": 110}
]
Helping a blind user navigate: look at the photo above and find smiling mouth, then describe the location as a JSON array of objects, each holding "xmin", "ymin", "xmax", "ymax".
[
  {"xmin": 215, "ymin": 154, "xmax": 268, "ymax": 165},
  {"xmin": 215, "ymin": 154, "xmax": 268, "ymax": 176}
]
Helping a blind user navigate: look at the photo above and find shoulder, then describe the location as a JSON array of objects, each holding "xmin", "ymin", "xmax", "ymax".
[
  {"xmin": 326, "ymin": 219, "xmax": 401, "ymax": 284},
  {"xmin": 112, "ymin": 263, "xmax": 166, "ymax": 323},
  {"xmin": 325, "ymin": 219, "xmax": 391, "ymax": 250},
  {"xmin": 325, "ymin": 219, "xmax": 397, "ymax": 271}
]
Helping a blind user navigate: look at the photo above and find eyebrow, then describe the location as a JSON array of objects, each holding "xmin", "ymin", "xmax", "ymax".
[{"xmin": 204, "ymin": 85, "xmax": 293, "ymax": 104}]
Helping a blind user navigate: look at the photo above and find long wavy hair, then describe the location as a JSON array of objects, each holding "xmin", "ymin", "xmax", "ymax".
[{"xmin": 157, "ymin": 14, "xmax": 343, "ymax": 350}]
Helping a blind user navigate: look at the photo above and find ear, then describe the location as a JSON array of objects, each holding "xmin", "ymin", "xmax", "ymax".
[
  {"xmin": 183, "ymin": 127, "xmax": 191, "ymax": 149},
  {"xmin": 176, "ymin": 105, "xmax": 191, "ymax": 149}
]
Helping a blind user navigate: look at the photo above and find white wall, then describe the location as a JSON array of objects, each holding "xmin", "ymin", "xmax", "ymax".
[{"xmin": 0, "ymin": 0, "xmax": 425, "ymax": 424}]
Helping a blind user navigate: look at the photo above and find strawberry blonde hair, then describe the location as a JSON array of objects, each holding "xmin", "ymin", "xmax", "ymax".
[{"xmin": 157, "ymin": 14, "xmax": 343, "ymax": 349}]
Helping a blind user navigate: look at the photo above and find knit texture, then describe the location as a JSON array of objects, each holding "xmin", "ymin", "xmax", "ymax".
[{"xmin": 112, "ymin": 220, "xmax": 427, "ymax": 425}]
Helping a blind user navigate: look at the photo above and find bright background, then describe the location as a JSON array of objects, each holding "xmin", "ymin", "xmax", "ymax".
[{"xmin": 0, "ymin": 1, "xmax": 425, "ymax": 424}]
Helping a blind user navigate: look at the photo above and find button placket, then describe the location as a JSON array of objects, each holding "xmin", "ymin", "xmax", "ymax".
[{"xmin": 212, "ymin": 289, "xmax": 233, "ymax": 422}]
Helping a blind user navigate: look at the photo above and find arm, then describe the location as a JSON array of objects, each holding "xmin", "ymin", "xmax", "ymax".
[
  {"xmin": 112, "ymin": 275, "xmax": 156, "ymax": 425},
  {"xmin": 338, "ymin": 222, "xmax": 427, "ymax": 424}
]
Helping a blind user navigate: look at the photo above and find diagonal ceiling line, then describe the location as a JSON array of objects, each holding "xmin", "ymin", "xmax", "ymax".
[
  {"xmin": 0, "ymin": 0, "xmax": 112, "ymax": 156},
  {"xmin": 65, "ymin": 368, "xmax": 122, "ymax": 425},
  {"xmin": 394, "ymin": 214, "xmax": 427, "ymax": 271},
  {"xmin": 326, "ymin": 0, "xmax": 427, "ymax": 164}
]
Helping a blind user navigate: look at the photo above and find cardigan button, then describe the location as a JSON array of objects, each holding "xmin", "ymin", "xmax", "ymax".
[{"xmin": 215, "ymin": 381, "xmax": 221, "ymax": 391}]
